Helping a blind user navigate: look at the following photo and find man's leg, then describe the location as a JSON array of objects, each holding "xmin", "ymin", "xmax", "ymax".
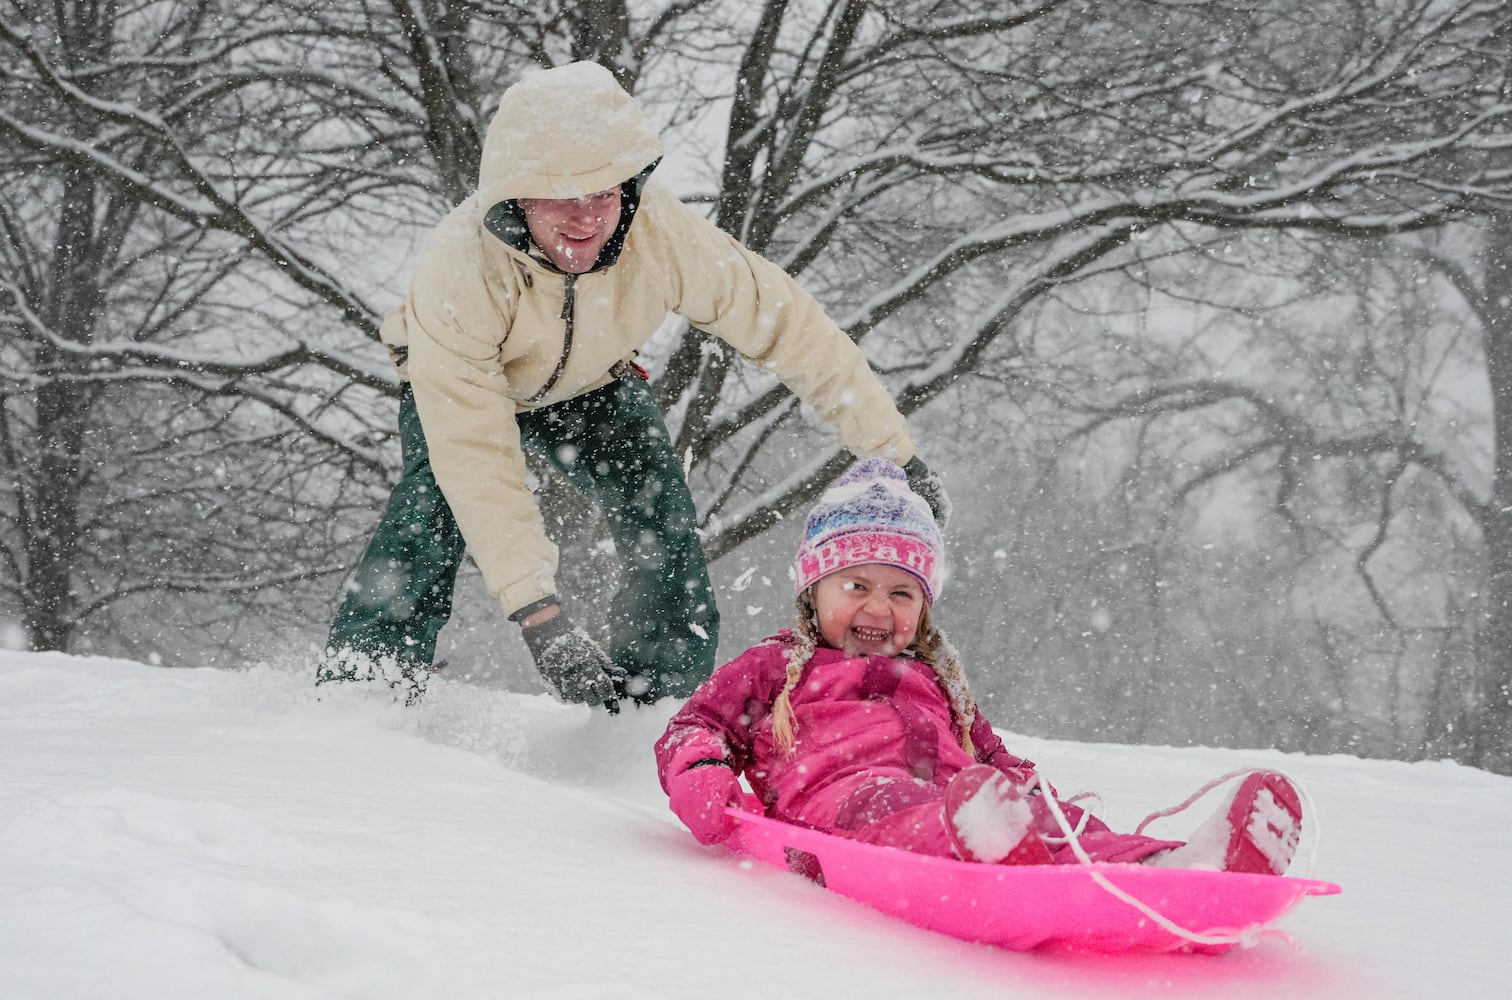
[
  {"xmin": 518, "ymin": 376, "xmax": 719, "ymax": 701},
  {"xmin": 319, "ymin": 384, "xmax": 464, "ymax": 696}
]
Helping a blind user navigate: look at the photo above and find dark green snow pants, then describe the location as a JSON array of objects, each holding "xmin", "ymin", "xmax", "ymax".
[{"xmin": 323, "ymin": 376, "xmax": 719, "ymax": 702}]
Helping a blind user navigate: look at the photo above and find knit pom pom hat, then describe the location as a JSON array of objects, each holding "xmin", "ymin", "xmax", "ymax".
[{"xmin": 795, "ymin": 458, "xmax": 945, "ymax": 604}]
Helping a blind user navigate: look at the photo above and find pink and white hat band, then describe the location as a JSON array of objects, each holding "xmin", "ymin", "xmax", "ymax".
[
  {"xmin": 793, "ymin": 458, "xmax": 946, "ymax": 603},
  {"xmin": 795, "ymin": 529, "xmax": 941, "ymax": 602}
]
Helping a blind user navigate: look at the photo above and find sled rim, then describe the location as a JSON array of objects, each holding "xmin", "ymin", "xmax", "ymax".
[{"xmin": 725, "ymin": 808, "xmax": 1339, "ymax": 953}]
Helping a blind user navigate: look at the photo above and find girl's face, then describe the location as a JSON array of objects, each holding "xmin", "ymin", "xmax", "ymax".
[{"xmin": 813, "ymin": 564, "xmax": 926, "ymax": 657}]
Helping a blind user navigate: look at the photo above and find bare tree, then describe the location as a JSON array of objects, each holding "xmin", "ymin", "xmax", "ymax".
[
  {"xmin": 1007, "ymin": 222, "xmax": 1494, "ymax": 758},
  {"xmin": 1418, "ymin": 214, "xmax": 1512, "ymax": 770},
  {"xmin": 0, "ymin": 0, "xmax": 466, "ymax": 653},
  {"xmin": 656, "ymin": 0, "xmax": 1511, "ymax": 557},
  {"xmin": 618, "ymin": 0, "xmax": 1512, "ymax": 770},
  {"xmin": 6, "ymin": 0, "xmax": 1512, "ymax": 772},
  {"xmin": 0, "ymin": 0, "xmax": 706, "ymax": 660}
]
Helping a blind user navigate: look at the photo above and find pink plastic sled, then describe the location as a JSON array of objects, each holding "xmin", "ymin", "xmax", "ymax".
[{"xmin": 726, "ymin": 809, "xmax": 1339, "ymax": 954}]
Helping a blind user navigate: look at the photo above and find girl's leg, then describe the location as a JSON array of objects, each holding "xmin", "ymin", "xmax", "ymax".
[
  {"xmin": 835, "ymin": 768, "xmax": 1183, "ymax": 864},
  {"xmin": 831, "ymin": 776, "xmax": 958, "ymax": 857},
  {"xmin": 831, "ymin": 767, "xmax": 1049, "ymax": 863},
  {"xmin": 1032, "ymin": 798, "xmax": 1183, "ymax": 864}
]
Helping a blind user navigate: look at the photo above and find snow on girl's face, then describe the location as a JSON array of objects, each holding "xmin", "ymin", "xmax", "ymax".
[
  {"xmin": 519, "ymin": 187, "xmax": 622, "ymax": 273},
  {"xmin": 813, "ymin": 564, "xmax": 925, "ymax": 657}
]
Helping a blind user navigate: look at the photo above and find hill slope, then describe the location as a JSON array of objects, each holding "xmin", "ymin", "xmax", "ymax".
[{"xmin": 1, "ymin": 650, "xmax": 1507, "ymax": 999}]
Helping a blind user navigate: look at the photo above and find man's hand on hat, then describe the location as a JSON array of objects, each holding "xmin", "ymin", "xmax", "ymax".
[
  {"xmin": 903, "ymin": 456, "xmax": 952, "ymax": 530},
  {"xmin": 516, "ymin": 601, "xmax": 625, "ymax": 712}
]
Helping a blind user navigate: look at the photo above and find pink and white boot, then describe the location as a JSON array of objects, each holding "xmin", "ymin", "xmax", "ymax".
[
  {"xmin": 944, "ymin": 764, "xmax": 1052, "ymax": 865},
  {"xmin": 1156, "ymin": 770, "xmax": 1303, "ymax": 875}
]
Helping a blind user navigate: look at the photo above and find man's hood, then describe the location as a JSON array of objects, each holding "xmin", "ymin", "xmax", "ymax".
[{"xmin": 477, "ymin": 61, "xmax": 664, "ymax": 207}]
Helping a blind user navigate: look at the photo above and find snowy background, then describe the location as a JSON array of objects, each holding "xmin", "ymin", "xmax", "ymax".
[{"xmin": 3, "ymin": 648, "xmax": 1508, "ymax": 999}]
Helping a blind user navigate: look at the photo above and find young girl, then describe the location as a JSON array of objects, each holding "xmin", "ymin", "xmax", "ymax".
[{"xmin": 655, "ymin": 459, "xmax": 1303, "ymax": 874}]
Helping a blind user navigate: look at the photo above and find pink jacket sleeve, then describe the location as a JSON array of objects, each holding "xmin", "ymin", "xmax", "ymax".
[
  {"xmin": 968, "ymin": 707, "xmax": 1037, "ymax": 781},
  {"xmin": 654, "ymin": 639, "xmax": 791, "ymax": 793}
]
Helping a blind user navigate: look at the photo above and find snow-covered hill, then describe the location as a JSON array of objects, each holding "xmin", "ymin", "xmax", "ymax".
[{"xmin": 2, "ymin": 649, "xmax": 1507, "ymax": 999}]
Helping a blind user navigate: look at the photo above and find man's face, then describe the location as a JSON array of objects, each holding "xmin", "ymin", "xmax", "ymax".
[{"xmin": 517, "ymin": 187, "xmax": 623, "ymax": 274}]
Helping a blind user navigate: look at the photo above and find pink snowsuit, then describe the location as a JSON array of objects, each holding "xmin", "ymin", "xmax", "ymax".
[{"xmin": 655, "ymin": 632, "xmax": 1182, "ymax": 864}]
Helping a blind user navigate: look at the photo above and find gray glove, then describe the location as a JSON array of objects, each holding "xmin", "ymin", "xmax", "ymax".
[
  {"xmin": 903, "ymin": 456, "xmax": 953, "ymax": 530},
  {"xmin": 520, "ymin": 611, "xmax": 625, "ymax": 711}
]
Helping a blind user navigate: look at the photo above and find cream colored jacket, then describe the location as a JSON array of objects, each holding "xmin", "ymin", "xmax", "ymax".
[{"xmin": 383, "ymin": 62, "xmax": 915, "ymax": 617}]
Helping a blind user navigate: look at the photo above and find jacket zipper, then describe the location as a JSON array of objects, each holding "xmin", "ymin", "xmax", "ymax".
[{"xmin": 527, "ymin": 272, "xmax": 575, "ymax": 405}]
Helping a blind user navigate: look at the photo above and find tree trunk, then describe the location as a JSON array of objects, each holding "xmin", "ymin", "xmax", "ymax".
[
  {"xmin": 21, "ymin": 170, "xmax": 104, "ymax": 651},
  {"xmin": 1475, "ymin": 211, "xmax": 1512, "ymax": 773},
  {"xmin": 393, "ymin": 0, "xmax": 483, "ymax": 205}
]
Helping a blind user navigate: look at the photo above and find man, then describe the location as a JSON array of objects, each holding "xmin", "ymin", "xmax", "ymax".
[{"xmin": 317, "ymin": 61, "xmax": 950, "ymax": 708}]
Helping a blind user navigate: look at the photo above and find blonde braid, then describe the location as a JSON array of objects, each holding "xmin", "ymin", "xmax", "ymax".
[
  {"xmin": 771, "ymin": 590, "xmax": 820, "ymax": 754},
  {"xmin": 911, "ymin": 606, "xmax": 978, "ymax": 758}
]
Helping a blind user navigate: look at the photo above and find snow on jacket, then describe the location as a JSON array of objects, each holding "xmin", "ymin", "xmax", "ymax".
[
  {"xmin": 384, "ymin": 64, "xmax": 915, "ymax": 616},
  {"xmin": 655, "ymin": 632, "xmax": 1035, "ymax": 831}
]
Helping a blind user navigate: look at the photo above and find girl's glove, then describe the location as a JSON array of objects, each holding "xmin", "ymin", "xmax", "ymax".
[
  {"xmin": 903, "ymin": 456, "xmax": 952, "ymax": 530},
  {"xmin": 519, "ymin": 611, "xmax": 625, "ymax": 711},
  {"xmin": 668, "ymin": 761, "xmax": 744, "ymax": 845}
]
